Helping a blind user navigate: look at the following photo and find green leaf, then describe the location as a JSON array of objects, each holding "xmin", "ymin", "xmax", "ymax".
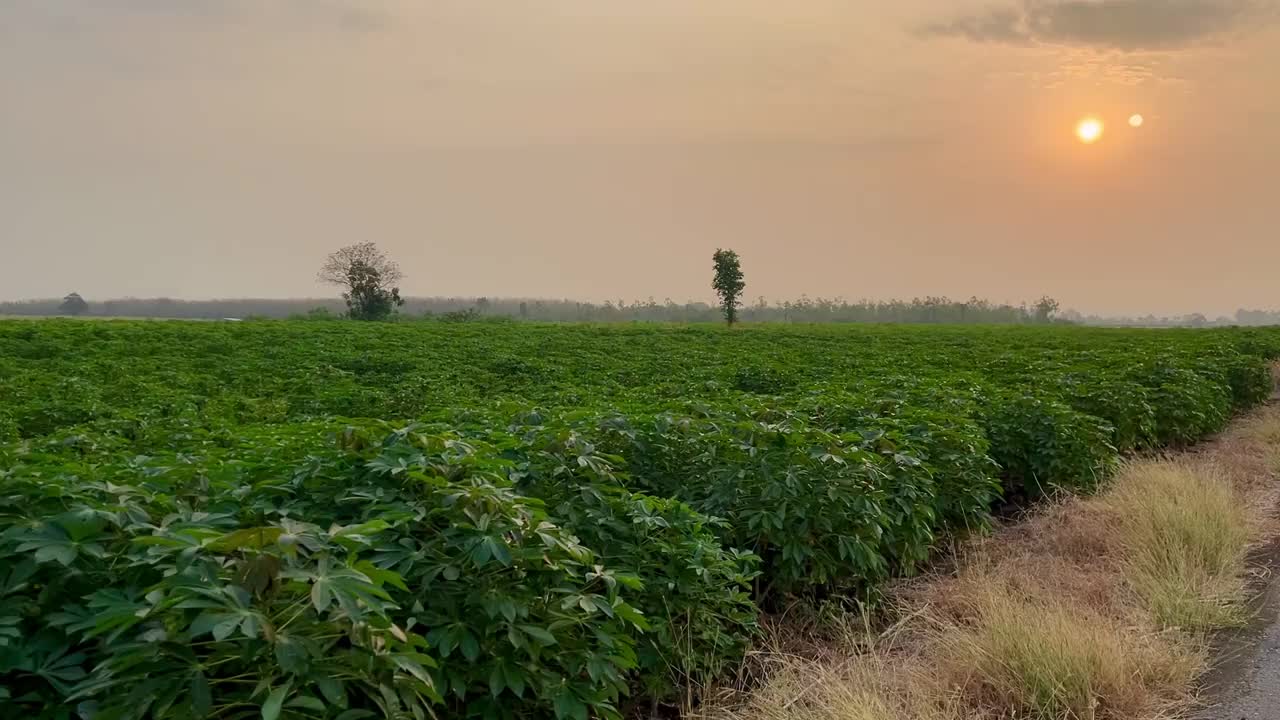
[
  {"xmin": 275, "ymin": 635, "xmax": 310, "ymax": 675},
  {"xmin": 55, "ymin": 510, "xmax": 107, "ymax": 542},
  {"xmin": 354, "ymin": 560, "xmax": 409, "ymax": 592},
  {"xmin": 553, "ymin": 690, "xmax": 588, "ymax": 720},
  {"xmin": 488, "ymin": 664, "xmax": 505, "ymax": 697},
  {"xmin": 458, "ymin": 630, "xmax": 480, "ymax": 661},
  {"xmin": 485, "ymin": 536, "xmax": 512, "ymax": 566},
  {"xmin": 310, "ymin": 578, "xmax": 333, "ymax": 613},
  {"xmin": 287, "ymin": 696, "xmax": 326, "ymax": 711},
  {"xmin": 517, "ymin": 624, "xmax": 557, "ymax": 646},
  {"xmin": 503, "ymin": 665, "xmax": 527, "ymax": 697},
  {"xmin": 191, "ymin": 671, "xmax": 212, "ymax": 718},
  {"xmin": 262, "ymin": 681, "xmax": 292, "ymax": 720},
  {"xmin": 33, "ymin": 543, "xmax": 78, "ymax": 566},
  {"xmin": 315, "ymin": 676, "xmax": 347, "ymax": 708},
  {"xmin": 389, "ymin": 653, "xmax": 437, "ymax": 687},
  {"xmin": 210, "ymin": 527, "xmax": 284, "ymax": 552},
  {"xmin": 190, "ymin": 612, "xmax": 242, "ymax": 641}
]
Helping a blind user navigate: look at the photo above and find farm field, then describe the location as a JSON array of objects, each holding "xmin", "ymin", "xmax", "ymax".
[{"xmin": 2, "ymin": 319, "xmax": 1280, "ymax": 720}]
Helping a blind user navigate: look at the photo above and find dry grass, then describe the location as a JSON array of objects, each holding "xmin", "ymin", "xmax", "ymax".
[
  {"xmin": 726, "ymin": 652, "xmax": 960, "ymax": 720},
  {"xmin": 934, "ymin": 581, "xmax": 1198, "ymax": 720},
  {"xmin": 1099, "ymin": 462, "xmax": 1253, "ymax": 630},
  {"xmin": 1249, "ymin": 416, "xmax": 1280, "ymax": 473},
  {"xmin": 707, "ymin": 399, "xmax": 1280, "ymax": 720}
]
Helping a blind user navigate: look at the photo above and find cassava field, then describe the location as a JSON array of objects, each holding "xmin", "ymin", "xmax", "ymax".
[{"xmin": 3, "ymin": 320, "xmax": 1280, "ymax": 720}]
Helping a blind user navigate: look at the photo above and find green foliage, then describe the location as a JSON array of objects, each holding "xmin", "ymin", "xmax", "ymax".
[
  {"xmin": 711, "ymin": 249, "xmax": 745, "ymax": 326},
  {"xmin": 1138, "ymin": 365, "xmax": 1232, "ymax": 446},
  {"xmin": 981, "ymin": 391, "xmax": 1117, "ymax": 497},
  {"xmin": 1, "ymin": 320, "xmax": 1277, "ymax": 718},
  {"xmin": 344, "ymin": 266, "xmax": 404, "ymax": 321},
  {"xmin": 1058, "ymin": 376, "xmax": 1157, "ymax": 451},
  {"xmin": 730, "ymin": 365, "xmax": 794, "ymax": 395},
  {"xmin": 0, "ymin": 422, "xmax": 749, "ymax": 720}
]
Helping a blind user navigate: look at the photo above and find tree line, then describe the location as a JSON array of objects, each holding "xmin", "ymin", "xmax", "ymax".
[
  {"xmin": 2, "ymin": 294, "xmax": 1088, "ymax": 325},
  {"xmin": 12, "ymin": 293, "xmax": 1279, "ymax": 326},
  {"xmin": 8, "ymin": 243, "xmax": 1275, "ymax": 326}
]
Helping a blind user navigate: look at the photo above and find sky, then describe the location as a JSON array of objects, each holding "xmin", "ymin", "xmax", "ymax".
[{"xmin": 2, "ymin": 0, "xmax": 1278, "ymax": 316}]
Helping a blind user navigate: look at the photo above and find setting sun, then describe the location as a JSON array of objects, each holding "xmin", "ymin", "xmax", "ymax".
[{"xmin": 1076, "ymin": 118, "xmax": 1104, "ymax": 144}]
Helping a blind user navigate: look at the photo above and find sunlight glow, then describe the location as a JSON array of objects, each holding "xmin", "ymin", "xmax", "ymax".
[
  {"xmin": 1129, "ymin": 114, "xmax": 1144, "ymax": 128},
  {"xmin": 1076, "ymin": 118, "xmax": 1104, "ymax": 144}
]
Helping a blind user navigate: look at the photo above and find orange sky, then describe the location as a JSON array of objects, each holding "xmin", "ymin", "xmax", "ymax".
[{"xmin": 2, "ymin": 0, "xmax": 1278, "ymax": 315}]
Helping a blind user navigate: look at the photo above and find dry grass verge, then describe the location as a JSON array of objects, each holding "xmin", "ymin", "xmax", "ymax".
[
  {"xmin": 730, "ymin": 650, "xmax": 959, "ymax": 720},
  {"xmin": 934, "ymin": 581, "xmax": 1198, "ymax": 720},
  {"xmin": 704, "ymin": 401, "xmax": 1280, "ymax": 720},
  {"xmin": 1100, "ymin": 462, "xmax": 1252, "ymax": 630}
]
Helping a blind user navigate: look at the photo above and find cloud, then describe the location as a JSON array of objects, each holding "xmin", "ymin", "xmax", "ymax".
[
  {"xmin": 923, "ymin": 0, "xmax": 1271, "ymax": 50},
  {"xmin": 2, "ymin": 0, "xmax": 387, "ymax": 33}
]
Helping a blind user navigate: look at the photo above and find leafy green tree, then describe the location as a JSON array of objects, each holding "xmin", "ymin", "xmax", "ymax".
[
  {"xmin": 58, "ymin": 293, "xmax": 89, "ymax": 316},
  {"xmin": 318, "ymin": 243, "xmax": 405, "ymax": 321},
  {"xmin": 711, "ymin": 249, "xmax": 746, "ymax": 326}
]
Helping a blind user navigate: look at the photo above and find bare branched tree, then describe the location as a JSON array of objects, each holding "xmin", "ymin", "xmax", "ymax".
[
  {"xmin": 318, "ymin": 243, "xmax": 405, "ymax": 321},
  {"xmin": 318, "ymin": 243, "xmax": 404, "ymax": 287}
]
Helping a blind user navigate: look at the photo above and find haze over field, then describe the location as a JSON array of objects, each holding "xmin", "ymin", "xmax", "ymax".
[{"xmin": 2, "ymin": 0, "xmax": 1278, "ymax": 316}]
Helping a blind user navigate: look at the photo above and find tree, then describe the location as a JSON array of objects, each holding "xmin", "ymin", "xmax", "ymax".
[
  {"xmin": 711, "ymin": 249, "xmax": 746, "ymax": 326},
  {"xmin": 318, "ymin": 243, "xmax": 405, "ymax": 321},
  {"xmin": 1033, "ymin": 296, "xmax": 1060, "ymax": 323},
  {"xmin": 59, "ymin": 292, "xmax": 89, "ymax": 316}
]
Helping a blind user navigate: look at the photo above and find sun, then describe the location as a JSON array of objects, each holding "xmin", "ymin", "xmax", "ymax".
[{"xmin": 1076, "ymin": 118, "xmax": 1104, "ymax": 144}]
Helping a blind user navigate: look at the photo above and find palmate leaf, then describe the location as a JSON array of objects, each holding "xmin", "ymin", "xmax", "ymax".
[
  {"xmin": 64, "ymin": 590, "xmax": 150, "ymax": 641},
  {"xmin": 15, "ymin": 525, "xmax": 80, "ymax": 567},
  {"xmin": 282, "ymin": 558, "xmax": 395, "ymax": 620},
  {"xmin": 51, "ymin": 509, "xmax": 109, "ymax": 542}
]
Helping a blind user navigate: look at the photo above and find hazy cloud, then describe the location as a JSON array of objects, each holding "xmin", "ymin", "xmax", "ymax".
[
  {"xmin": 1, "ymin": 0, "xmax": 385, "ymax": 33},
  {"xmin": 923, "ymin": 0, "xmax": 1270, "ymax": 50}
]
